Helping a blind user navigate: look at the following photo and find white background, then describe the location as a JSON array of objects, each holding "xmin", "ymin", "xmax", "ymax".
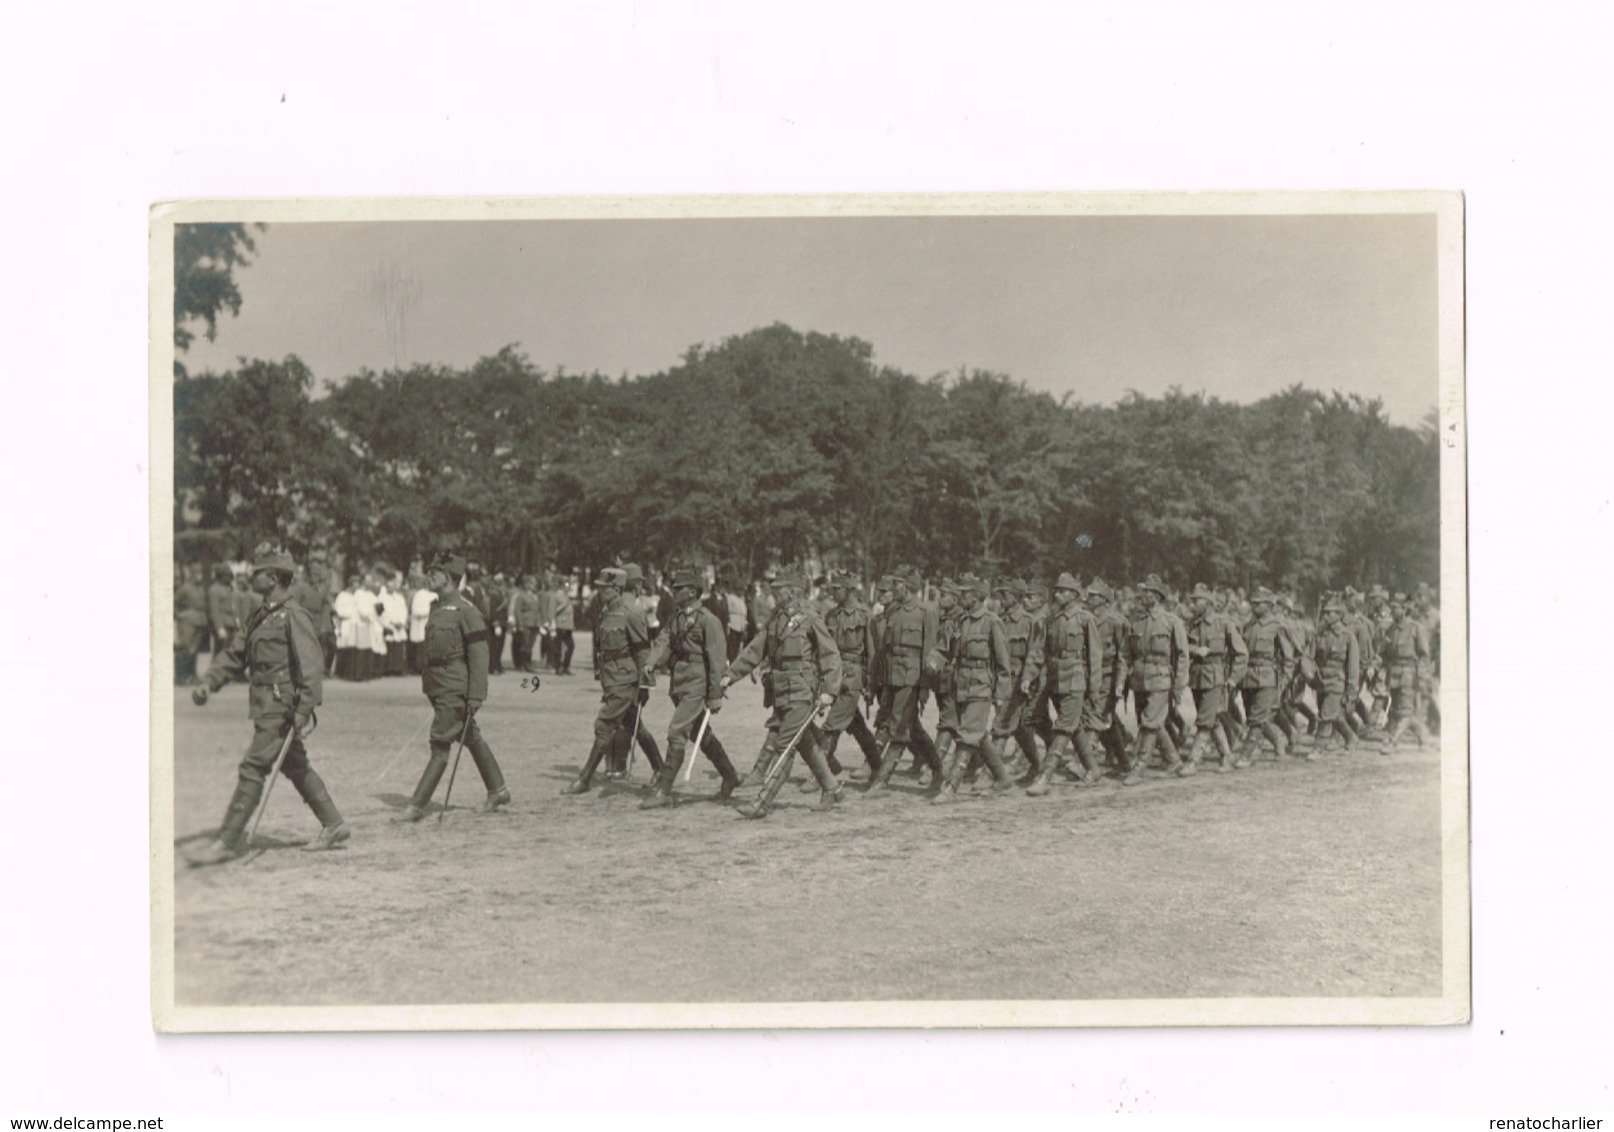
[{"xmin": 2, "ymin": 0, "xmax": 1609, "ymax": 1116}]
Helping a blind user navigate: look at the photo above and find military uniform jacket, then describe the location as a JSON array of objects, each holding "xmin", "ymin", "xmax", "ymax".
[
  {"xmin": 825, "ymin": 601, "xmax": 875, "ymax": 694},
  {"xmin": 421, "ymin": 593, "xmax": 491, "ymax": 702},
  {"xmin": 1092, "ymin": 606, "xmax": 1130, "ymax": 696},
  {"xmin": 1188, "ymin": 612, "xmax": 1249, "ymax": 690},
  {"xmin": 1314, "ymin": 622, "xmax": 1361, "ymax": 696},
  {"xmin": 927, "ymin": 609, "xmax": 961, "ymax": 690},
  {"xmin": 206, "ymin": 595, "xmax": 324, "ymax": 716},
  {"xmin": 207, "ymin": 581, "xmax": 238, "ymax": 633},
  {"xmin": 1241, "ymin": 614, "xmax": 1298, "ymax": 690},
  {"xmin": 648, "ymin": 602, "xmax": 726, "ymax": 705},
  {"xmin": 868, "ymin": 608, "xmax": 889, "ymax": 690},
  {"xmin": 999, "ymin": 607, "xmax": 1046, "ymax": 691},
  {"xmin": 592, "ymin": 598, "xmax": 653, "ymax": 690},
  {"xmin": 509, "ymin": 589, "xmax": 546, "ymax": 631},
  {"xmin": 880, "ymin": 596, "xmax": 938, "ymax": 689},
  {"xmin": 728, "ymin": 600, "xmax": 842, "ymax": 705},
  {"xmin": 1349, "ymin": 612, "xmax": 1378, "ymax": 670},
  {"xmin": 1044, "ymin": 604, "xmax": 1105, "ymax": 697},
  {"xmin": 949, "ymin": 607, "xmax": 1013, "ymax": 703},
  {"xmin": 1381, "ymin": 619, "xmax": 1428, "ymax": 689},
  {"xmin": 1127, "ymin": 608, "xmax": 1190, "ymax": 695}
]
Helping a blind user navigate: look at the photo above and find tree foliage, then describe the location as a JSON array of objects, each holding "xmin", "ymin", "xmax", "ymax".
[{"xmin": 172, "ymin": 324, "xmax": 1441, "ymax": 599}]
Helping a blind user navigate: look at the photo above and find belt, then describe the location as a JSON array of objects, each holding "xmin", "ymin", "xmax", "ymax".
[
  {"xmin": 250, "ymin": 670, "xmax": 290, "ymax": 686},
  {"xmin": 427, "ymin": 656, "xmax": 461, "ymax": 668},
  {"xmin": 956, "ymin": 657, "xmax": 992, "ymax": 668},
  {"xmin": 598, "ymin": 649, "xmax": 630, "ymax": 661}
]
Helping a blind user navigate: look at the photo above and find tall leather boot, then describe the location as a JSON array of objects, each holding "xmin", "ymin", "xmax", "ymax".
[
  {"xmin": 637, "ymin": 729, "xmax": 665, "ymax": 774},
  {"xmin": 1026, "ymin": 734, "xmax": 1070, "ymax": 797},
  {"xmin": 563, "ymin": 734, "xmax": 610, "ymax": 795},
  {"xmin": 739, "ymin": 746, "xmax": 774, "ymax": 789},
  {"xmin": 848, "ymin": 712, "xmax": 882, "ymax": 771},
  {"xmin": 802, "ymin": 733, "xmax": 842, "ymax": 792},
  {"xmin": 803, "ymin": 742, "xmax": 845, "ymax": 813},
  {"xmin": 639, "ymin": 764, "xmax": 679, "ymax": 809},
  {"xmin": 982, "ymin": 738, "xmax": 1018, "ymax": 793},
  {"xmin": 1123, "ymin": 731, "xmax": 1158, "ymax": 786},
  {"xmin": 1383, "ymin": 716, "xmax": 1408, "ymax": 755},
  {"xmin": 288, "ymin": 768, "xmax": 351, "ymax": 850},
  {"xmin": 738, "ymin": 751, "xmax": 796, "ymax": 819},
  {"xmin": 467, "ymin": 734, "xmax": 511, "ymax": 810},
  {"xmin": 863, "ymin": 742, "xmax": 903, "ymax": 793},
  {"xmin": 911, "ymin": 726, "xmax": 943, "ymax": 785},
  {"xmin": 926, "ymin": 732, "xmax": 954, "ymax": 796},
  {"xmin": 188, "ymin": 776, "xmax": 263, "ymax": 866},
  {"xmin": 1073, "ymin": 729, "xmax": 1104, "ymax": 784},
  {"xmin": 1011, "ymin": 730, "xmax": 1040, "ymax": 779},
  {"xmin": 606, "ymin": 726, "xmax": 630, "ymax": 778},
  {"xmin": 1233, "ymin": 728, "xmax": 1257, "ymax": 769},
  {"xmin": 701, "ymin": 734, "xmax": 743, "ymax": 800},
  {"xmin": 398, "ymin": 748, "xmax": 450, "ymax": 819},
  {"xmin": 1212, "ymin": 722, "xmax": 1236, "ymax": 771}
]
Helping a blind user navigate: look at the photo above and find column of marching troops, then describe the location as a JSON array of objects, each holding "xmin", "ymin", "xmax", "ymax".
[{"xmin": 181, "ymin": 544, "xmax": 1436, "ymax": 867}]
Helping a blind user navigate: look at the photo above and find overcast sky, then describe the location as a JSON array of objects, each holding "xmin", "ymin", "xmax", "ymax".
[{"xmin": 183, "ymin": 212, "xmax": 1439, "ymax": 424}]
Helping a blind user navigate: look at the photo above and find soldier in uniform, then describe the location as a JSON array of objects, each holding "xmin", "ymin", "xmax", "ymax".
[
  {"xmin": 187, "ymin": 544, "xmax": 348, "ymax": 864},
  {"xmin": 864, "ymin": 566, "xmax": 943, "ymax": 793},
  {"xmin": 638, "ymin": 569, "xmax": 742, "ymax": 807},
  {"xmin": 1343, "ymin": 586, "xmax": 1379, "ymax": 741},
  {"xmin": 1122, "ymin": 575, "xmax": 1190, "ymax": 783},
  {"xmin": 604, "ymin": 564, "xmax": 665, "ymax": 779},
  {"xmin": 1311, "ymin": 596, "xmax": 1362, "ymax": 754},
  {"xmin": 1275, "ymin": 594, "xmax": 1318, "ymax": 753},
  {"xmin": 984, "ymin": 578, "xmax": 1046, "ymax": 785},
  {"xmin": 1080, "ymin": 579, "xmax": 1132, "ymax": 772},
  {"xmin": 804, "ymin": 570, "xmax": 884, "ymax": 790},
  {"xmin": 1026, "ymin": 573, "xmax": 1105, "ymax": 795},
  {"xmin": 564, "ymin": 567, "xmax": 656, "ymax": 794},
  {"xmin": 1184, "ymin": 582, "xmax": 1249, "ymax": 773},
  {"xmin": 721, "ymin": 570, "xmax": 843, "ymax": 818},
  {"xmin": 921, "ymin": 577, "xmax": 964, "ymax": 793},
  {"xmin": 1380, "ymin": 593, "xmax": 1430, "ymax": 753},
  {"xmin": 394, "ymin": 553, "xmax": 511, "ymax": 821},
  {"xmin": 934, "ymin": 575, "xmax": 1015, "ymax": 803},
  {"xmin": 1236, "ymin": 586, "xmax": 1299, "ymax": 766}
]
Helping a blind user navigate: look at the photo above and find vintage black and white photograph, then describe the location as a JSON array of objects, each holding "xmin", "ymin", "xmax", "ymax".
[{"xmin": 152, "ymin": 193, "xmax": 1467, "ymax": 1030}]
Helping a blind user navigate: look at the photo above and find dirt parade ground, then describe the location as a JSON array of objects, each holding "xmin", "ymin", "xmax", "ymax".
[{"xmin": 168, "ymin": 637, "xmax": 1443, "ymax": 1009}]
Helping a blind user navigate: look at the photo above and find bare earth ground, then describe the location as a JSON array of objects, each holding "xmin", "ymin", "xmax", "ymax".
[{"xmin": 170, "ymin": 638, "xmax": 1442, "ymax": 1007}]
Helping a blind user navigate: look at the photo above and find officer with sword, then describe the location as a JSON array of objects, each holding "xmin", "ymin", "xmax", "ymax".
[
  {"xmin": 720, "ymin": 568, "xmax": 843, "ymax": 819},
  {"xmin": 187, "ymin": 543, "xmax": 348, "ymax": 864}
]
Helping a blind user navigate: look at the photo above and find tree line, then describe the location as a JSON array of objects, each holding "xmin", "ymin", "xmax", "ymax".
[{"xmin": 171, "ymin": 322, "xmax": 1439, "ymax": 604}]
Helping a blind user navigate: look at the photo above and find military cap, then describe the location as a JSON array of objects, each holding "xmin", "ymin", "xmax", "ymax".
[
  {"xmin": 771, "ymin": 569, "xmax": 805, "ymax": 590},
  {"xmin": 1188, "ymin": 582, "xmax": 1216, "ymax": 601},
  {"xmin": 1250, "ymin": 585, "xmax": 1276, "ymax": 605},
  {"xmin": 521, "ymin": 573, "xmax": 537, "ymax": 586},
  {"xmin": 1389, "ymin": 591, "xmax": 1409, "ymax": 608},
  {"xmin": 1084, "ymin": 579, "xmax": 1111, "ymax": 600},
  {"xmin": 1026, "ymin": 581, "xmax": 1049, "ymax": 601},
  {"xmin": 939, "ymin": 577, "xmax": 961, "ymax": 596},
  {"xmin": 622, "ymin": 563, "xmax": 644, "ymax": 583},
  {"xmin": 828, "ymin": 570, "xmax": 857, "ymax": 589},
  {"xmin": 251, "ymin": 543, "xmax": 295, "ymax": 573},
  {"xmin": 1369, "ymin": 584, "xmax": 1389, "ymax": 601},
  {"xmin": 898, "ymin": 565, "xmax": 923, "ymax": 589},
  {"xmin": 1344, "ymin": 585, "xmax": 1360, "ymax": 598},
  {"xmin": 593, "ymin": 566, "xmax": 628, "ymax": 588},
  {"xmin": 670, "ymin": 568, "xmax": 704, "ymax": 592},
  {"xmin": 878, "ymin": 574, "xmax": 898, "ymax": 591},
  {"xmin": 1140, "ymin": 574, "xmax": 1170, "ymax": 599},
  {"xmin": 958, "ymin": 574, "xmax": 988, "ymax": 598},
  {"xmin": 1322, "ymin": 596, "xmax": 1345, "ymax": 613},
  {"xmin": 431, "ymin": 551, "xmax": 467, "ymax": 578},
  {"xmin": 992, "ymin": 577, "xmax": 1015, "ymax": 595},
  {"xmin": 1053, "ymin": 571, "xmax": 1082, "ymax": 593}
]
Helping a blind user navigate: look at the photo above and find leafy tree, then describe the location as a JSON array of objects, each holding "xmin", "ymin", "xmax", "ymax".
[{"xmin": 173, "ymin": 223, "xmax": 263, "ymax": 376}]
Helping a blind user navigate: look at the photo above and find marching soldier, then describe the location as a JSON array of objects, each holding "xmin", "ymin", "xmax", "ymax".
[
  {"xmin": 395, "ymin": 553, "xmax": 511, "ymax": 821},
  {"xmin": 605, "ymin": 564, "xmax": 665, "ymax": 779},
  {"xmin": 638, "ymin": 569, "xmax": 742, "ymax": 807},
  {"xmin": 865, "ymin": 567, "xmax": 943, "ymax": 792},
  {"xmin": 1026, "ymin": 573, "xmax": 1105, "ymax": 796},
  {"xmin": 1123, "ymin": 574, "xmax": 1190, "ymax": 783},
  {"xmin": 1344, "ymin": 586, "xmax": 1380, "ymax": 740},
  {"xmin": 1082, "ymin": 579, "xmax": 1132, "ymax": 771},
  {"xmin": 1276, "ymin": 594, "xmax": 1319, "ymax": 752},
  {"xmin": 187, "ymin": 544, "xmax": 348, "ymax": 864},
  {"xmin": 1312, "ymin": 596, "xmax": 1362, "ymax": 754},
  {"xmin": 1184, "ymin": 582, "xmax": 1249, "ymax": 772},
  {"xmin": 1236, "ymin": 586, "xmax": 1300, "ymax": 765},
  {"xmin": 985, "ymin": 579, "xmax": 1045, "ymax": 784},
  {"xmin": 1381, "ymin": 593, "xmax": 1430, "ymax": 753},
  {"xmin": 923, "ymin": 577, "xmax": 965, "ymax": 793},
  {"xmin": 806, "ymin": 570, "xmax": 884, "ymax": 790},
  {"xmin": 934, "ymin": 575, "xmax": 1015, "ymax": 803},
  {"xmin": 722, "ymin": 570, "xmax": 844, "ymax": 819},
  {"xmin": 563, "ymin": 567, "xmax": 656, "ymax": 795}
]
